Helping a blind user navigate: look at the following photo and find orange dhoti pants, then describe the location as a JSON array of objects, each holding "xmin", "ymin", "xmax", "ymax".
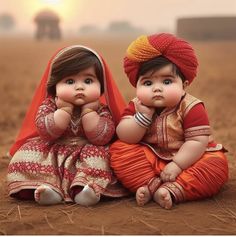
[{"xmin": 110, "ymin": 140, "xmax": 228, "ymax": 203}]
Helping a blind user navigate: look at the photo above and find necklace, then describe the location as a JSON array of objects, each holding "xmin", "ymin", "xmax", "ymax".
[{"xmin": 70, "ymin": 109, "xmax": 82, "ymax": 135}]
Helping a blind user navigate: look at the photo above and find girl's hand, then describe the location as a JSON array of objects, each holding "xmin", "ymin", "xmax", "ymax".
[
  {"xmin": 160, "ymin": 161, "xmax": 182, "ymax": 182},
  {"xmin": 133, "ymin": 98, "xmax": 155, "ymax": 118},
  {"xmin": 81, "ymin": 100, "xmax": 100, "ymax": 112},
  {"xmin": 55, "ymin": 97, "xmax": 74, "ymax": 114}
]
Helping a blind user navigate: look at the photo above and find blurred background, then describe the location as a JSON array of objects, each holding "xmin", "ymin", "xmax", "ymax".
[
  {"xmin": 1, "ymin": 0, "xmax": 236, "ymax": 38},
  {"xmin": 0, "ymin": 0, "xmax": 236, "ymax": 163}
]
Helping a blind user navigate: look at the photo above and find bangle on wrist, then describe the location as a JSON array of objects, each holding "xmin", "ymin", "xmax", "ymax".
[
  {"xmin": 172, "ymin": 159, "xmax": 183, "ymax": 170},
  {"xmin": 59, "ymin": 107, "xmax": 72, "ymax": 116},
  {"xmin": 81, "ymin": 108, "xmax": 95, "ymax": 118},
  {"xmin": 134, "ymin": 112, "xmax": 152, "ymax": 129}
]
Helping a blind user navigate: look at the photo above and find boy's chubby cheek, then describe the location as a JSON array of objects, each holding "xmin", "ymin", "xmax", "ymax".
[
  {"xmin": 136, "ymin": 94, "xmax": 153, "ymax": 107},
  {"xmin": 136, "ymin": 88, "xmax": 147, "ymax": 99}
]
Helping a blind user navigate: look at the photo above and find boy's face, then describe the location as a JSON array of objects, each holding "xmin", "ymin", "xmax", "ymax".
[
  {"xmin": 56, "ymin": 66, "xmax": 101, "ymax": 106},
  {"xmin": 136, "ymin": 64, "xmax": 188, "ymax": 108}
]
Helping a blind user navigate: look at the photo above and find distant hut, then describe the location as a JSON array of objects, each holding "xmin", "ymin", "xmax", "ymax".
[
  {"xmin": 34, "ymin": 10, "xmax": 61, "ymax": 40},
  {"xmin": 0, "ymin": 13, "xmax": 15, "ymax": 32},
  {"xmin": 177, "ymin": 16, "xmax": 236, "ymax": 41},
  {"xmin": 107, "ymin": 21, "xmax": 144, "ymax": 34}
]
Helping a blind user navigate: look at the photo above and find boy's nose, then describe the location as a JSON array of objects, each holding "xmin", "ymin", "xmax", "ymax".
[{"xmin": 75, "ymin": 82, "xmax": 84, "ymax": 90}]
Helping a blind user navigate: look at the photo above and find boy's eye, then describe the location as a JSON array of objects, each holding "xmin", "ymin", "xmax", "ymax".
[
  {"xmin": 163, "ymin": 79, "xmax": 172, "ymax": 85},
  {"xmin": 143, "ymin": 80, "xmax": 152, "ymax": 86},
  {"xmin": 65, "ymin": 79, "xmax": 74, "ymax": 84},
  {"xmin": 85, "ymin": 78, "xmax": 93, "ymax": 84}
]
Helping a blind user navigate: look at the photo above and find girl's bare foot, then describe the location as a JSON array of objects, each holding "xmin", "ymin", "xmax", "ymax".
[
  {"xmin": 74, "ymin": 183, "xmax": 100, "ymax": 206},
  {"xmin": 88, "ymin": 182, "xmax": 101, "ymax": 197},
  {"xmin": 153, "ymin": 187, "xmax": 172, "ymax": 209},
  {"xmin": 34, "ymin": 185, "xmax": 62, "ymax": 205},
  {"xmin": 136, "ymin": 186, "xmax": 151, "ymax": 206}
]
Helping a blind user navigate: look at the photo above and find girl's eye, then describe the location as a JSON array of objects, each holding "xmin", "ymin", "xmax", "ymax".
[
  {"xmin": 65, "ymin": 79, "xmax": 74, "ymax": 84},
  {"xmin": 85, "ymin": 78, "xmax": 93, "ymax": 84},
  {"xmin": 143, "ymin": 80, "xmax": 152, "ymax": 86},
  {"xmin": 163, "ymin": 79, "xmax": 172, "ymax": 85}
]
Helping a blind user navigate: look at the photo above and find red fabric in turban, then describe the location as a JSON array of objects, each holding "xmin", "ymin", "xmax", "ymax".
[{"xmin": 124, "ymin": 33, "xmax": 198, "ymax": 87}]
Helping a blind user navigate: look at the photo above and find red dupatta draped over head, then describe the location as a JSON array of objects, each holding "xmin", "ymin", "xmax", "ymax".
[{"xmin": 9, "ymin": 45, "xmax": 126, "ymax": 157}]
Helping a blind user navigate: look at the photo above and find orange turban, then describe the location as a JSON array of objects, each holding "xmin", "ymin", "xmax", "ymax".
[{"xmin": 124, "ymin": 33, "xmax": 198, "ymax": 87}]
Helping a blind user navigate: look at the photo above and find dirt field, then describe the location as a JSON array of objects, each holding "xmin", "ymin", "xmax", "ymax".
[{"xmin": 0, "ymin": 36, "xmax": 236, "ymax": 235}]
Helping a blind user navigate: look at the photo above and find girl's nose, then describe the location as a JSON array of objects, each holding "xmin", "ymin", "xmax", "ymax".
[{"xmin": 152, "ymin": 83, "xmax": 162, "ymax": 92}]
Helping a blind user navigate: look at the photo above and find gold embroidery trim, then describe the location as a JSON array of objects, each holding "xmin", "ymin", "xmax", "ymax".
[{"xmin": 185, "ymin": 125, "xmax": 211, "ymax": 138}]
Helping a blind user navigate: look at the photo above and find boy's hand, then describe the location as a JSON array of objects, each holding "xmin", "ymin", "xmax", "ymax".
[
  {"xmin": 160, "ymin": 161, "xmax": 182, "ymax": 182},
  {"xmin": 133, "ymin": 98, "xmax": 155, "ymax": 118}
]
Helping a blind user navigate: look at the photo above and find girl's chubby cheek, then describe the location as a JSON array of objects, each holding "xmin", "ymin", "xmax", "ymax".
[
  {"xmin": 88, "ymin": 89, "xmax": 101, "ymax": 101},
  {"xmin": 56, "ymin": 88, "xmax": 72, "ymax": 101}
]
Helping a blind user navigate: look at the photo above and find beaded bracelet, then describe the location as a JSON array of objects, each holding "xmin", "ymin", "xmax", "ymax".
[
  {"xmin": 134, "ymin": 112, "xmax": 152, "ymax": 129},
  {"xmin": 81, "ymin": 108, "xmax": 95, "ymax": 118}
]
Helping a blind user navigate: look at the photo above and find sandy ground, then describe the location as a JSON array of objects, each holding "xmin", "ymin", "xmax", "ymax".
[{"xmin": 0, "ymin": 36, "xmax": 236, "ymax": 235}]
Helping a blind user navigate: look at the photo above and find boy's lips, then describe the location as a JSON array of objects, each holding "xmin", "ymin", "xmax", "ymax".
[{"xmin": 153, "ymin": 95, "xmax": 163, "ymax": 100}]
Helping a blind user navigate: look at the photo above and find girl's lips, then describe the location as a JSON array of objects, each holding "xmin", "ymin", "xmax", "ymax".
[{"xmin": 75, "ymin": 93, "xmax": 85, "ymax": 98}]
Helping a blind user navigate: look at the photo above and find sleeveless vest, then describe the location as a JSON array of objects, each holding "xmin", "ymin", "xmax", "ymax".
[{"xmin": 142, "ymin": 93, "xmax": 212, "ymax": 160}]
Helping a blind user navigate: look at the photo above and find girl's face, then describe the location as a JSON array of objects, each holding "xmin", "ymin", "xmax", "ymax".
[
  {"xmin": 136, "ymin": 64, "xmax": 188, "ymax": 108},
  {"xmin": 56, "ymin": 66, "xmax": 101, "ymax": 106}
]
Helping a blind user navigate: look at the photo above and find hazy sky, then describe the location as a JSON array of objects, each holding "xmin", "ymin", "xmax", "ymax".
[{"xmin": 1, "ymin": 0, "xmax": 236, "ymax": 35}]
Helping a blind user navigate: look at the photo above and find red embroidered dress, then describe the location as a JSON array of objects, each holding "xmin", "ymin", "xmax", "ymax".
[{"xmin": 7, "ymin": 45, "xmax": 129, "ymax": 201}]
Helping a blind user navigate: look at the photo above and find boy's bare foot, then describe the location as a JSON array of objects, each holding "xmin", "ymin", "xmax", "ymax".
[
  {"xmin": 34, "ymin": 185, "xmax": 62, "ymax": 205},
  {"xmin": 136, "ymin": 186, "xmax": 151, "ymax": 206},
  {"xmin": 153, "ymin": 187, "xmax": 172, "ymax": 209}
]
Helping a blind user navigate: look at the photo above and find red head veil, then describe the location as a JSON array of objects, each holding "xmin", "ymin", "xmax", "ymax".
[{"xmin": 9, "ymin": 45, "xmax": 126, "ymax": 157}]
